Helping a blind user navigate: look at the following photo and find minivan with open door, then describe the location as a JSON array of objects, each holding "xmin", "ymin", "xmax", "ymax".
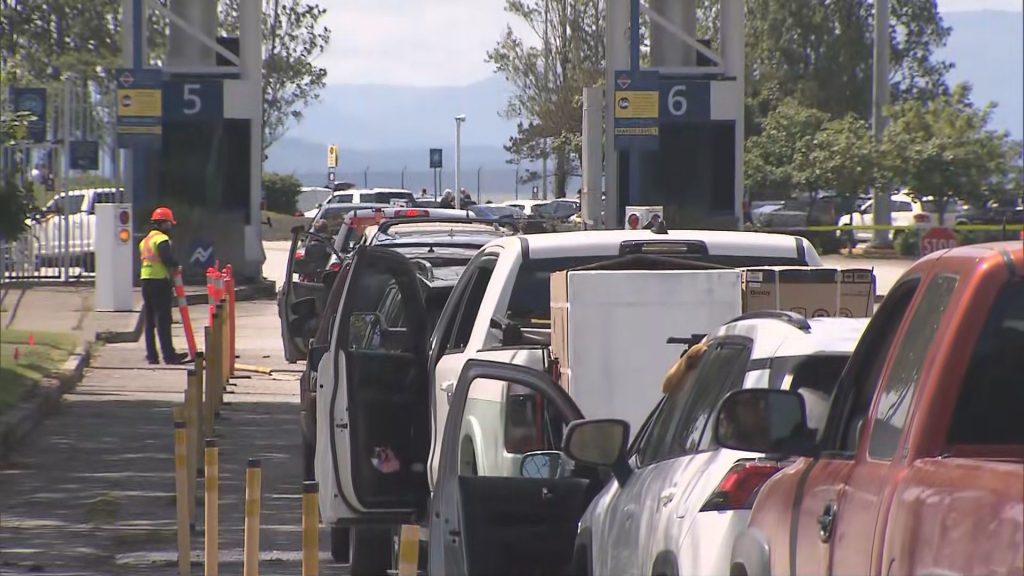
[
  {"xmin": 314, "ymin": 244, "xmax": 434, "ymax": 573},
  {"xmin": 429, "ymin": 359, "xmax": 614, "ymax": 576},
  {"xmin": 278, "ymin": 224, "xmax": 335, "ymax": 363}
]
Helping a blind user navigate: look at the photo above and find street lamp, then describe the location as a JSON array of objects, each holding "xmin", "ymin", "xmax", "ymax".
[{"xmin": 454, "ymin": 114, "xmax": 466, "ymax": 210}]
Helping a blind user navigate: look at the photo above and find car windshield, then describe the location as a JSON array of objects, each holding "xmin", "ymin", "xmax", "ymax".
[{"xmin": 470, "ymin": 205, "xmax": 524, "ymax": 219}]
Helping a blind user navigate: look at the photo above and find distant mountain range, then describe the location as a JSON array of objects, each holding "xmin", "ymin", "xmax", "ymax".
[{"xmin": 267, "ymin": 9, "xmax": 1023, "ymax": 193}]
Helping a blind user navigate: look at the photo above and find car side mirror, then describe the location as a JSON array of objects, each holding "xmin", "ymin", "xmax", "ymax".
[
  {"xmin": 520, "ymin": 451, "xmax": 569, "ymax": 479},
  {"xmin": 490, "ymin": 316, "xmax": 524, "ymax": 346},
  {"xmin": 563, "ymin": 419, "xmax": 631, "ymax": 484},
  {"xmin": 714, "ymin": 389, "xmax": 817, "ymax": 458}
]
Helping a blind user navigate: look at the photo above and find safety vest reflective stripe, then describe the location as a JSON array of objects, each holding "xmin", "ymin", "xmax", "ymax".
[{"xmin": 139, "ymin": 230, "xmax": 171, "ymax": 279}]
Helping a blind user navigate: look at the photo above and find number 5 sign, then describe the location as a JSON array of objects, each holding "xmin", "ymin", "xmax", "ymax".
[{"xmin": 163, "ymin": 79, "xmax": 224, "ymax": 122}]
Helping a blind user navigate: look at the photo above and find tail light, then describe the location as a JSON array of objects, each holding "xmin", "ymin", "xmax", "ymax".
[
  {"xmin": 295, "ymin": 249, "xmax": 305, "ymax": 260},
  {"xmin": 700, "ymin": 460, "xmax": 783, "ymax": 512},
  {"xmin": 913, "ymin": 213, "xmax": 931, "ymax": 224},
  {"xmin": 329, "ymin": 262, "xmax": 341, "ymax": 272},
  {"xmin": 396, "ymin": 209, "xmax": 429, "ymax": 218}
]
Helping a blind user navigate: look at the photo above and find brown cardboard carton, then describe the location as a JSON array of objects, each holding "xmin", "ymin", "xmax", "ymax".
[
  {"xmin": 550, "ymin": 270, "xmax": 570, "ymax": 390},
  {"xmin": 742, "ymin": 267, "xmax": 875, "ymax": 318},
  {"xmin": 839, "ymin": 268, "xmax": 876, "ymax": 317}
]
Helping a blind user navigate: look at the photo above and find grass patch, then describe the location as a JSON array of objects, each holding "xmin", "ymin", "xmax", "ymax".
[
  {"xmin": 261, "ymin": 210, "xmax": 310, "ymax": 242},
  {"xmin": 0, "ymin": 329, "xmax": 79, "ymax": 414}
]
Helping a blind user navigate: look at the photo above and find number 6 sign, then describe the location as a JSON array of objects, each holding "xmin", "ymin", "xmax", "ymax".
[
  {"xmin": 667, "ymin": 85, "xmax": 688, "ymax": 116},
  {"xmin": 659, "ymin": 79, "xmax": 711, "ymax": 123}
]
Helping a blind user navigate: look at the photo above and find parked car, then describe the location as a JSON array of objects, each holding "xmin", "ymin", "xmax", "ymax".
[
  {"xmin": 31, "ymin": 187, "xmax": 122, "ymax": 271},
  {"xmin": 467, "ymin": 203, "xmax": 527, "ymax": 221},
  {"xmin": 571, "ymin": 312, "xmax": 868, "ymax": 576},
  {"xmin": 955, "ymin": 199, "xmax": 1024, "ymax": 226},
  {"xmin": 303, "ymin": 187, "xmax": 419, "ymax": 217},
  {"xmin": 726, "ymin": 240, "xmax": 1023, "ymax": 576},
  {"xmin": 838, "ymin": 192, "xmax": 965, "ymax": 243},
  {"xmin": 311, "ymin": 228, "xmax": 823, "ymax": 572}
]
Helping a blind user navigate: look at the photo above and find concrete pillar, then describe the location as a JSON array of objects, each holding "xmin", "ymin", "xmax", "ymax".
[
  {"xmin": 582, "ymin": 87, "xmax": 603, "ymax": 227},
  {"xmin": 604, "ymin": 0, "xmax": 629, "ymax": 228},
  {"xmin": 167, "ymin": 0, "xmax": 217, "ymax": 68},
  {"xmin": 241, "ymin": 0, "xmax": 264, "ymax": 263},
  {"xmin": 650, "ymin": 0, "xmax": 697, "ymax": 67},
  {"xmin": 721, "ymin": 0, "xmax": 745, "ymax": 228}
]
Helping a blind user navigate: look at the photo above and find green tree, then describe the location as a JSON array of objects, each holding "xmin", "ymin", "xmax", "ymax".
[
  {"xmin": 487, "ymin": 0, "xmax": 605, "ymax": 198},
  {"xmin": 219, "ymin": 0, "xmax": 331, "ymax": 151},
  {"xmin": 0, "ymin": 108, "xmax": 37, "ymax": 240},
  {"xmin": 800, "ymin": 115, "xmax": 878, "ymax": 208},
  {"xmin": 262, "ymin": 171, "xmax": 303, "ymax": 214},
  {"xmin": 745, "ymin": 98, "xmax": 829, "ymax": 199},
  {"xmin": 882, "ymin": 83, "xmax": 1012, "ymax": 225}
]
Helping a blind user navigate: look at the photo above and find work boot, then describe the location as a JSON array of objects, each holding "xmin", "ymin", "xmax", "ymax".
[
  {"xmin": 147, "ymin": 357, "xmax": 160, "ymax": 365},
  {"xmin": 164, "ymin": 352, "xmax": 191, "ymax": 365}
]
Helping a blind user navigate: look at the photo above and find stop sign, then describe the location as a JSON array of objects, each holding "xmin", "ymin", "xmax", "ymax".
[{"xmin": 921, "ymin": 227, "xmax": 958, "ymax": 256}]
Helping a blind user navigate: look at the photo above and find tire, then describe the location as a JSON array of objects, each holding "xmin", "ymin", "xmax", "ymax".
[
  {"xmin": 349, "ymin": 525, "xmax": 392, "ymax": 576},
  {"xmin": 330, "ymin": 524, "xmax": 351, "ymax": 563}
]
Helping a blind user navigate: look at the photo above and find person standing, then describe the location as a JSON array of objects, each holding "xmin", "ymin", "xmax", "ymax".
[{"xmin": 140, "ymin": 207, "xmax": 189, "ymax": 365}]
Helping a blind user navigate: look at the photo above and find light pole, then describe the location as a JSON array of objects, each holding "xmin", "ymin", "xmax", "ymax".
[{"xmin": 454, "ymin": 114, "xmax": 466, "ymax": 209}]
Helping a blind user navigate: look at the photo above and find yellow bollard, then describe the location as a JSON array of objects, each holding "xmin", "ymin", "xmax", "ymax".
[
  {"xmin": 204, "ymin": 438, "xmax": 219, "ymax": 576},
  {"xmin": 184, "ymin": 371, "xmax": 200, "ymax": 527},
  {"xmin": 193, "ymin": 354, "xmax": 206, "ymax": 477},
  {"xmin": 204, "ymin": 324, "xmax": 219, "ymax": 430},
  {"xmin": 397, "ymin": 525, "xmax": 420, "ymax": 576},
  {"xmin": 302, "ymin": 481, "xmax": 319, "ymax": 576},
  {"xmin": 174, "ymin": 417, "xmax": 191, "ymax": 576},
  {"xmin": 243, "ymin": 458, "xmax": 262, "ymax": 576}
]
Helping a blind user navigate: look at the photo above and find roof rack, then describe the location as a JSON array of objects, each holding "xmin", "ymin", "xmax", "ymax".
[{"xmin": 724, "ymin": 310, "xmax": 812, "ymax": 332}]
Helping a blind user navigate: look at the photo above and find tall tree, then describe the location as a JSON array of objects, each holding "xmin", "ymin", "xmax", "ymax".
[
  {"xmin": 745, "ymin": 98, "xmax": 830, "ymax": 199},
  {"xmin": 487, "ymin": 0, "xmax": 605, "ymax": 197},
  {"xmin": 219, "ymin": 0, "xmax": 330, "ymax": 151},
  {"xmin": 882, "ymin": 83, "xmax": 1013, "ymax": 225},
  {"xmin": 799, "ymin": 114, "xmax": 877, "ymax": 210}
]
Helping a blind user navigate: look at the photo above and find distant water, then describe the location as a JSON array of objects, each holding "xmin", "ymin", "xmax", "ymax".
[{"xmin": 296, "ymin": 169, "xmax": 582, "ymax": 204}]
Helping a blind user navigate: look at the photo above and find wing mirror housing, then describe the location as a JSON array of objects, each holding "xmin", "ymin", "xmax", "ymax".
[
  {"xmin": 519, "ymin": 451, "xmax": 571, "ymax": 479},
  {"xmin": 713, "ymin": 389, "xmax": 818, "ymax": 458},
  {"xmin": 490, "ymin": 316, "xmax": 524, "ymax": 346},
  {"xmin": 563, "ymin": 419, "xmax": 631, "ymax": 485}
]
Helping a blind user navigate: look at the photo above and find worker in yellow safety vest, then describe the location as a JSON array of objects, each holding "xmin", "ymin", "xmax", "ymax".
[{"xmin": 140, "ymin": 207, "xmax": 189, "ymax": 365}]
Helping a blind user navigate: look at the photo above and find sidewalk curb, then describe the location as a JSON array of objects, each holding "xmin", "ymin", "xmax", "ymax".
[
  {"xmin": 0, "ymin": 343, "xmax": 92, "ymax": 462},
  {"xmin": 95, "ymin": 281, "xmax": 276, "ymax": 344}
]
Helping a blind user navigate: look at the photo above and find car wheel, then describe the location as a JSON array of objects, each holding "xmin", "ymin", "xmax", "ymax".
[
  {"xmin": 350, "ymin": 525, "xmax": 392, "ymax": 575},
  {"xmin": 330, "ymin": 524, "xmax": 351, "ymax": 563}
]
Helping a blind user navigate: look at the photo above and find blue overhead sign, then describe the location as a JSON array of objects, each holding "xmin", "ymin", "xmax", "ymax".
[
  {"xmin": 613, "ymin": 70, "xmax": 660, "ymax": 151},
  {"xmin": 115, "ymin": 68, "xmax": 163, "ymax": 148},
  {"xmin": 163, "ymin": 79, "xmax": 223, "ymax": 122},
  {"xmin": 429, "ymin": 148, "xmax": 443, "ymax": 169},
  {"xmin": 659, "ymin": 78, "xmax": 711, "ymax": 123}
]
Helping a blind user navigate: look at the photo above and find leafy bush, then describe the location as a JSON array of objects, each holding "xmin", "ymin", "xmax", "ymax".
[
  {"xmin": 894, "ymin": 228, "xmax": 919, "ymax": 256},
  {"xmin": 262, "ymin": 172, "xmax": 303, "ymax": 214}
]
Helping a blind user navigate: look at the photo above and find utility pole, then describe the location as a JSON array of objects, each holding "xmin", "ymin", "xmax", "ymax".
[
  {"xmin": 542, "ymin": 0, "xmax": 550, "ymax": 201},
  {"xmin": 871, "ymin": 0, "xmax": 892, "ymax": 247}
]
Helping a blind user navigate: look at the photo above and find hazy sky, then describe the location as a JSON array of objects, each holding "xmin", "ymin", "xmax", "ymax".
[{"xmin": 319, "ymin": 0, "xmax": 1023, "ymax": 87}]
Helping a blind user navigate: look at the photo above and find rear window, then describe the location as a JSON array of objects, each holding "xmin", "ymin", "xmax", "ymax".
[
  {"xmin": 369, "ymin": 191, "xmax": 415, "ymax": 205},
  {"xmin": 893, "ymin": 201, "xmax": 914, "ymax": 212},
  {"xmin": 328, "ymin": 194, "xmax": 354, "ymax": 204},
  {"xmin": 505, "ymin": 252, "xmax": 811, "ymax": 327}
]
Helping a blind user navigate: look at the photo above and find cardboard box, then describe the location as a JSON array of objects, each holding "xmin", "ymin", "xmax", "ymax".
[{"xmin": 742, "ymin": 267, "xmax": 876, "ymax": 318}]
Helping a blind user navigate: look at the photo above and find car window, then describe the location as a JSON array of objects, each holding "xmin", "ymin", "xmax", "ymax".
[
  {"xmin": 637, "ymin": 339, "xmax": 751, "ymax": 465},
  {"xmin": 89, "ymin": 191, "xmax": 119, "ymax": 212},
  {"xmin": 52, "ymin": 194, "xmax": 85, "ymax": 214},
  {"xmin": 892, "ymin": 201, "xmax": 914, "ymax": 212},
  {"xmin": 329, "ymin": 194, "xmax": 354, "ymax": 204},
  {"xmin": 446, "ymin": 260, "xmax": 497, "ymax": 353},
  {"xmin": 344, "ymin": 258, "xmax": 415, "ymax": 353},
  {"xmin": 947, "ymin": 279, "xmax": 1024, "ymax": 446},
  {"xmin": 868, "ymin": 274, "xmax": 958, "ymax": 460}
]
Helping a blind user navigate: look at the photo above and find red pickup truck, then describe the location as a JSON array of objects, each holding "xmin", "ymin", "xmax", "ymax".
[{"xmin": 718, "ymin": 240, "xmax": 1024, "ymax": 576}]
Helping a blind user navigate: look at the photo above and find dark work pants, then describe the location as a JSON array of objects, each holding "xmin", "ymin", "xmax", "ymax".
[{"xmin": 142, "ymin": 278, "xmax": 176, "ymax": 362}]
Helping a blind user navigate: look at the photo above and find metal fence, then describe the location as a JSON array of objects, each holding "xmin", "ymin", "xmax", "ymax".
[{"xmin": 1, "ymin": 213, "xmax": 97, "ymax": 283}]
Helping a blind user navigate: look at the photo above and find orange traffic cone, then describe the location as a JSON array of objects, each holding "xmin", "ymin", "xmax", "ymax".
[{"xmin": 27, "ymin": 334, "xmax": 35, "ymax": 347}]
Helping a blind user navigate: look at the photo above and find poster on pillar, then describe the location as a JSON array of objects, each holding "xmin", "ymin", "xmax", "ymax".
[
  {"xmin": 115, "ymin": 68, "xmax": 163, "ymax": 148},
  {"xmin": 613, "ymin": 70, "xmax": 660, "ymax": 151}
]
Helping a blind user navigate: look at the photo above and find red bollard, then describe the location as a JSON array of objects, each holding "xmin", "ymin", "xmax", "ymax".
[
  {"xmin": 207, "ymin": 267, "xmax": 218, "ymax": 327},
  {"xmin": 222, "ymin": 265, "xmax": 236, "ymax": 376},
  {"xmin": 173, "ymin": 267, "xmax": 198, "ymax": 359}
]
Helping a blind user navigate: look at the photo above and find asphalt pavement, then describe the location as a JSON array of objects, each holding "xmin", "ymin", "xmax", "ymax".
[{"xmin": 0, "ymin": 300, "xmax": 346, "ymax": 575}]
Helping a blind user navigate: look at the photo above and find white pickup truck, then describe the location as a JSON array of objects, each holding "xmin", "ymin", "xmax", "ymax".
[
  {"xmin": 30, "ymin": 187, "xmax": 122, "ymax": 271},
  {"xmin": 314, "ymin": 228, "xmax": 822, "ymax": 573}
]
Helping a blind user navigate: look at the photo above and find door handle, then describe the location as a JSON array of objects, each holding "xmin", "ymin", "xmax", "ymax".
[
  {"xmin": 440, "ymin": 380, "xmax": 455, "ymax": 404},
  {"xmin": 818, "ymin": 501, "xmax": 837, "ymax": 543},
  {"xmin": 659, "ymin": 489, "xmax": 677, "ymax": 507}
]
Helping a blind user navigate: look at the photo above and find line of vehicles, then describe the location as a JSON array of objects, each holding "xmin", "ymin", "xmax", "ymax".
[{"xmin": 274, "ymin": 201, "xmax": 1022, "ymax": 576}]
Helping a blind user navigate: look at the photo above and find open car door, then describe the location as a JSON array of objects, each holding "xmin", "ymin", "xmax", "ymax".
[
  {"xmin": 429, "ymin": 360, "xmax": 602, "ymax": 576},
  {"xmin": 320, "ymin": 245, "xmax": 431, "ymax": 522},
  {"xmin": 280, "ymin": 225, "xmax": 330, "ymax": 362}
]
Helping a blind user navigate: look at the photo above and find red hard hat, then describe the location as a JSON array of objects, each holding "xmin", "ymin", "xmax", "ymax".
[{"xmin": 151, "ymin": 206, "xmax": 176, "ymax": 224}]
